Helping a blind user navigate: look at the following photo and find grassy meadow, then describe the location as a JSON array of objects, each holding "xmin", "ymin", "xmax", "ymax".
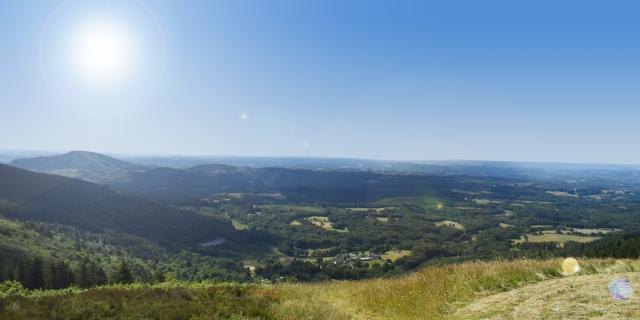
[
  {"xmin": 3, "ymin": 258, "xmax": 637, "ymax": 319},
  {"xmin": 514, "ymin": 230, "xmax": 601, "ymax": 246}
]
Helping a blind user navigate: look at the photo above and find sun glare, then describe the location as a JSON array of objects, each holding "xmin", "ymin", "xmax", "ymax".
[{"xmin": 69, "ymin": 21, "xmax": 134, "ymax": 84}]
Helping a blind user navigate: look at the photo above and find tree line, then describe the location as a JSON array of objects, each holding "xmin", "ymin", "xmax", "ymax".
[{"xmin": 0, "ymin": 255, "xmax": 138, "ymax": 289}]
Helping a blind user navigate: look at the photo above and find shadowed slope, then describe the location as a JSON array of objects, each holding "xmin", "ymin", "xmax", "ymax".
[{"xmin": 0, "ymin": 164, "xmax": 232, "ymax": 244}]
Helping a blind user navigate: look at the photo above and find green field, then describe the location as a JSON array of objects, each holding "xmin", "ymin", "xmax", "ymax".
[
  {"xmin": 570, "ymin": 227, "xmax": 621, "ymax": 235},
  {"xmin": 371, "ymin": 196, "xmax": 446, "ymax": 209},
  {"xmin": 435, "ymin": 220, "xmax": 464, "ymax": 230},
  {"xmin": 514, "ymin": 231, "xmax": 600, "ymax": 245},
  {"xmin": 305, "ymin": 216, "xmax": 349, "ymax": 233},
  {"xmin": 257, "ymin": 205, "xmax": 326, "ymax": 213},
  {"xmin": 231, "ymin": 219, "xmax": 249, "ymax": 230},
  {"xmin": 217, "ymin": 242, "xmax": 285, "ymax": 261},
  {"xmin": 381, "ymin": 250, "xmax": 412, "ymax": 261},
  {"xmin": 472, "ymin": 198, "xmax": 500, "ymax": 205},
  {"xmin": 349, "ymin": 207, "xmax": 396, "ymax": 212}
]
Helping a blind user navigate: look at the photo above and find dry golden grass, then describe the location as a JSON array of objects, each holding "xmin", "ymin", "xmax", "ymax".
[
  {"xmin": 455, "ymin": 261, "xmax": 640, "ymax": 319},
  {"xmin": 264, "ymin": 258, "xmax": 637, "ymax": 320}
]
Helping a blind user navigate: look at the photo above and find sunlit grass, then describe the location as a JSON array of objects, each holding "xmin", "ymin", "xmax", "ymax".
[
  {"xmin": 257, "ymin": 205, "xmax": 326, "ymax": 213},
  {"xmin": 381, "ymin": 250, "xmax": 412, "ymax": 261},
  {"xmin": 231, "ymin": 219, "xmax": 249, "ymax": 230},
  {"xmin": 266, "ymin": 258, "xmax": 633, "ymax": 320},
  {"xmin": 514, "ymin": 232, "xmax": 600, "ymax": 245},
  {"xmin": 305, "ymin": 216, "xmax": 349, "ymax": 233},
  {"xmin": 435, "ymin": 220, "xmax": 465, "ymax": 230},
  {"xmin": 2, "ymin": 258, "xmax": 636, "ymax": 319}
]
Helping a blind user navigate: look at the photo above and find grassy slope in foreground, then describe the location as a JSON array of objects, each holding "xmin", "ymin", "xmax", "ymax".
[{"xmin": 2, "ymin": 259, "xmax": 639, "ymax": 319}]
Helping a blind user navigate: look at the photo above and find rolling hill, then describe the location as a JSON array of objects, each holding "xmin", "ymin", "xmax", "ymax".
[
  {"xmin": 11, "ymin": 151, "xmax": 640, "ymax": 205},
  {"xmin": 9, "ymin": 152, "xmax": 453, "ymax": 203},
  {"xmin": 125, "ymin": 155, "xmax": 640, "ymax": 183},
  {"xmin": 0, "ymin": 164, "xmax": 233, "ymax": 244},
  {"xmin": 9, "ymin": 151, "xmax": 143, "ymax": 184},
  {"xmin": 113, "ymin": 165, "xmax": 462, "ymax": 203}
]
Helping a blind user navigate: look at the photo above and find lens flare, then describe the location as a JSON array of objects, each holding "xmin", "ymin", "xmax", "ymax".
[
  {"xmin": 561, "ymin": 257, "xmax": 580, "ymax": 275},
  {"xmin": 609, "ymin": 277, "xmax": 633, "ymax": 301}
]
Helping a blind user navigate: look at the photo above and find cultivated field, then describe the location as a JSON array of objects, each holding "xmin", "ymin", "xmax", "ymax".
[
  {"xmin": 305, "ymin": 216, "xmax": 349, "ymax": 233},
  {"xmin": 381, "ymin": 250, "xmax": 412, "ymax": 261},
  {"xmin": 436, "ymin": 220, "xmax": 465, "ymax": 230},
  {"xmin": 514, "ymin": 231, "xmax": 600, "ymax": 245}
]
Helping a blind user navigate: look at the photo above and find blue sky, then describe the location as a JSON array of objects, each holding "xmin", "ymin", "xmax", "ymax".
[{"xmin": 1, "ymin": 0, "xmax": 639, "ymax": 163}]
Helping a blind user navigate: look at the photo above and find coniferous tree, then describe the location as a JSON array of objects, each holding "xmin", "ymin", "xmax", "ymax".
[
  {"xmin": 30, "ymin": 257, "xmax": 45, "ymax": 289},
  {"xmin": 0, "ymin": 263, "xmax": 7, "ymax": 281},
  {"xmin": 112, "ymin": 258, "xmax": 134, "ymax": 284},
  {"xmin": 16, "ymin": 258, "xmax": 30, "ymax": 288},
  {"xmin": 4, "ymin": 264, "xmax": 12, "ymax": 281},
  {"xmin": 50, "ymin": 260, "xmax": 74, "ymax": 289},
  {"xmin": 43, "ymin": 260, "xmax": 57, "ymax": 289},
  {"xmin": 88, "ymin": 262, "xmax": 107, "ymax": 287},
  {"xmin": 153, "ymin": 269, "xmax": 166, "ymax": 283},
  {"xmin": 76, "ymin": 262, "xmax": 90, "ymax": 288}
]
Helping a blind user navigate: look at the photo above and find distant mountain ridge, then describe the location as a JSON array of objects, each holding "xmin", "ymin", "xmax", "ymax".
[
  {"xmin": 10, "ymin": 151, "xmax": 144, "ymax": 184},
  {"xmin": 126, "ymin": 155, "xmax": 640, "ymax": 179},
  {"xmin": 13, "ymin": 151, "xmax": 640, "ymax": 183},
  {"xmin": 10, "ymin": 151, "xmax": 640, "ymax": 204},
  {"xmin": 186, "ymin": 163, "xmax": 254, "ymax": 176}
]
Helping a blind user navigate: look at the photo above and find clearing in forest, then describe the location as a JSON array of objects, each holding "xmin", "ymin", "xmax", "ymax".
[{"xmin": 436, "ymin": 220, "xmax": 465, "ymax": 230}]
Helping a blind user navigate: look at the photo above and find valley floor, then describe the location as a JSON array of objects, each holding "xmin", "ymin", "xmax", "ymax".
[{"xmin": 1, "ymin": 258, "xmax": 638, "ymax": 320}]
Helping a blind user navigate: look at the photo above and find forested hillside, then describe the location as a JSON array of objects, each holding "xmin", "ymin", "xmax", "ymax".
[
  {"xmin": 0, "ymin": 164, "xmax": 233, "ymax": 244},
  {"xmin": 0, "ymin": 217, "xmax": 249, "ymax": 290}
]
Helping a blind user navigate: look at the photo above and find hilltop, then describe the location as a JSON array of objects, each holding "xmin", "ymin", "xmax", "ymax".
[
  {"xmin": 1, "ymin": 258, "xmax": 638, "ymax": 319},
  {"xmin": 10, "ymin": 151, "xmax": 143, "ymax": 184}
]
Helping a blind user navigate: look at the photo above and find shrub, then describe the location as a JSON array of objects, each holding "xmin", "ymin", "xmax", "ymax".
[{"xmin": 0, "ymin": 280, "xmax": 27, "ymax": 296}]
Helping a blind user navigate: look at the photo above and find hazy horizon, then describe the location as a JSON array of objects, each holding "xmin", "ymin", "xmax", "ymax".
[
  {"xmin": 4, "ymin": 148, "xmax": 640, "ymax": 167},
  {"xmin": 2, "ymin": 0, "xmax": 640, "ymax": 163}
]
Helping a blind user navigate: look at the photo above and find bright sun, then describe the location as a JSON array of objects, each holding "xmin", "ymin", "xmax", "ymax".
[{"xmin": 69, "ymin": 21, "xmax": 134, "ymax": 84}]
